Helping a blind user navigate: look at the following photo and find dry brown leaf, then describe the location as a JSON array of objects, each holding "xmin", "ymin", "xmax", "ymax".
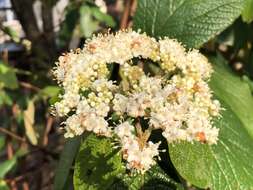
[{"xmin": 23, "ymin": 100, "xmax": 38, "ymax": 145}]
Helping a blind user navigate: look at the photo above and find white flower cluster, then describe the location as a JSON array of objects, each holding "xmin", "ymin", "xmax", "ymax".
[
  {"xmin": 115, "ymin": 122, "xmax": 160, "ymax": 173},
  {"xmin": 53, "ymin": 30, "xmax": 221, "ymax": 173}
]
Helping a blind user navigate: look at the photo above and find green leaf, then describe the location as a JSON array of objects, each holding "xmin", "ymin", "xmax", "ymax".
[
  {"xmin": 49, "ymin": 95, "xmax": 61, "ymax": 105},
  {"xmin": 53, "ymin": 136, "xmax": 81, "ymax": 190},
  {"xmin": 73, "ymin": 134, "xmax": 124, "ymax": 190},
  {"xmin": 169, "ymin": 59, "xmax": 253, "ymax": 189},
  {"xmin": 0, "ymin": 64, "xmax": 18, "ymax": 89},
  {"xmin": 73, "ymin": 135, "xmax": 182, "ymax": 190},
  {"xmin": 170, "ymin": 142, "xmax": 211, "ymax": 188},
  {"xmin": 209, "ymin": 56, "xmax": 253, "ymax": 139},
  {"xmin": 80, "ymin": 5, "xmax": 100, "ymax": 38},
  {"xmin": 133, "ymin": 0, "xmax": 243, "ymax": 48},
  {"xmin": 0, "ymin": 157, "xmax": 17, "ymax": 178},
  {"xmin": 242, "ymin": 75, "xmax": 253, "ymax": 93},
  {"xmin": 242, "ymin": 0, "xmax": 253, "ymax": 23},
  {"xmin": 169, "ymin": 100, "xmax": 253, "ymax": 190},
  {"xmin": 40, "ymin": 86, "xmax": 61, "ymax": 98},
  {"xmin": 0, "ymin": 91, "xmax": 12, "ymax": 106},
  {"xmin": 1, "ymin": 26, "xmax": 20, "ymax": 43},
  {"xmin": 111, "ymin": 166, "xmax": 184, "ymax": 190},
  {"xmin": 0, "ymin": 136, "xmax": 5, "ymax": 150},
  {"xmin": 91, "ymin": 7, "xmax": 116, "ymax": 27}
]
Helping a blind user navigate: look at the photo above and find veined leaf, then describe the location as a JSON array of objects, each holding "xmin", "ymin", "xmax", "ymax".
[
  {"xmin": 111, "ymin": 165, "xmax": 184, "ymax": 190},
  {"xmin": 133, "ymin": 0, "xmax": 243, "ymax": 48},
  {"xmin": 169, "ymin": 100, "xmax": 253, "ymax": 190},
  {"xmin": 73, "ymin": 134, "xmax": 124, "ymax": 190},
  {"xmin": 169, "ymin": 60, "xmax": 253, "ymax": 190},
  {"xmin": 134, "ymin": 2, "xmax": 253, "ymax": 188},
  {"xmin": 73, "ymin": 134, "xmax": 183, "ymax": 190},
  {"xmin": 209, "ymin": 56, "xmax": 253, "ymax": 139}
]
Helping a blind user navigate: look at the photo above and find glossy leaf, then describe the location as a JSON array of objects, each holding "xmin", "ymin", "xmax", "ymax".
[
  {"xmin": 169, "ymin": 60, "xmax": 253, "ymax": 189},
  {"xmin": 169, "ymin": 100, "xmax": 253, "ymax": 190},
  {"xmin": 209, "ymin": 56, "xmax": 253, "ymax": 138},
  {"xmin": 133, "ymin": 0, "xmax": 243, "ymax": 48}
]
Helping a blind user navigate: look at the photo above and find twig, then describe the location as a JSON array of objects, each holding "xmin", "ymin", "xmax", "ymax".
[
  {"xmin": 5, "ymin": 163, "xmax": 45, "ymax": 184},
  {"xmin": 13, "ymin": 68, "xmax": 32, "ymax": 76},
  {"xmin": 135, "ymin": 118, "xmax": 151, "ymax": 150},
  {"xmin": 6, "ymin": 139, "xmax": 18, "ymax": 190},
  {"xmin": 1, "ymin": 49, "xmax": 9, "ymax": 63},
  {"xmin": 6, "ymin": 140, "xmax": 14, "ymax": 159},
  {"xmin": 130, "ymin": 0, "xmax": 137, "ymax": 17},
  {"xmin": 120, "ymin": 0, "xmax": 134, "ymax": 29},
  {"xmin": 42, "ymin": 117, "xmax": 54, "ymax": 146},
  {"xmin": 19, "ymin": 81, "xmax": 40, "ymax": 92},
  {"xmin": 22, "ymin": 182, "xmax": 29, "ymax": 190},
  {"xmin": 0, "ymin": 128, "xmax": 26, "ymax": 142}
]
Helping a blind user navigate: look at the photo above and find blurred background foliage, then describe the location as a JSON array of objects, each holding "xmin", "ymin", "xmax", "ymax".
[{"xmin": 0, "ymin": 0, "xmax": 252, "ymax": 189}]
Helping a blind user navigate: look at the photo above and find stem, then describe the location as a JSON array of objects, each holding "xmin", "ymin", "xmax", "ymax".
[
  {"xmin": 135, "ymin": 120, "xmax": 152, "ymax": 150},
  {"xmin": 120, "ymin": 0, "xmax": 135, "ymax": 29},
  {"xmin": 19, "ymin": 81, "xmax": 40, "ymax": 92},
  {"xmin": 135, "ymin": 121, "xmax": 143, "ymax": 137},
  {"xmin": 42, "ymin": 117, "xmax": 54, "ymax": 146},
  {"xmin": 0, "ymin": 128, "xmax": 25, "ymax": 142}
]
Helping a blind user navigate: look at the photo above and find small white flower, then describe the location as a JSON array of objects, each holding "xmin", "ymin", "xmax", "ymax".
[
  {"xmin": 120, "ymin": 136, "xmax": 160, "ymax": 173},
  {"xmin": 76, "ymin": 99, "xmax": 90, "ymax": 115},
  {"xmin": 64, "ymin": 114, "xmax": 84, "ymax": 137},
  {"xmin": 113, "ymin": 94, "xmax": 128, "ymax": 115},
  {"xmin": 115, "ymin": 122, "xmax": 135, "ymax": 139}
]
